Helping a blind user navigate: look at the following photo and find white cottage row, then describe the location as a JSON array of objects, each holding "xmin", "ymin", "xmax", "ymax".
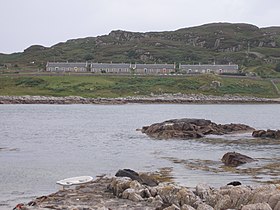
[
  {"xmin": 46, "ymin": 62, "xmax": 175, "ymax": 74},
  {"xmin": 46, "ymin": 62, "xmax": 239, "ymax": 74}
]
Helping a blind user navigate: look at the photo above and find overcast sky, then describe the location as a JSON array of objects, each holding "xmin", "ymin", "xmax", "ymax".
[{"xmin": 1, "ymin": 0, "xmax": 279, "ymax": 53}]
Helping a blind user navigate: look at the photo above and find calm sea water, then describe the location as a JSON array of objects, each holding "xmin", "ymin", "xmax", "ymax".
[{"xmin": 0, "ymin": 104, "xmax": 280, "ymax": 208}]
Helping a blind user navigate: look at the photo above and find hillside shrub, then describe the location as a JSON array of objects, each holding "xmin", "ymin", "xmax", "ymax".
[
  {"xmin": 275, "ymin": 63, "xmax": 280, "ymax": 72},
  {"xmin": 16, "ymin": 77, "xmax": 47, "ymax": 87}
]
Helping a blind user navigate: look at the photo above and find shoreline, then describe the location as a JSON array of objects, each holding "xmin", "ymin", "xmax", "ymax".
[
  {"xmin": 14, "ymin": 173, "xmax": 280, "ymax": 210},
  {"xmin": 1, "ymin": 94, "xmax": 280, "ymax": 104}
]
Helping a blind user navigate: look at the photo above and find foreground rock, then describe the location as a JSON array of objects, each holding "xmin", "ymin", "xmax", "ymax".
[
  {"xmin": 252, "ymin": 129, "xmax": 280, "ymax": 139},
  {"xmin": 19, "ymin": 172, "xmax": 280, "ymax": 210},
  {"xmin": 221, "ymin": 152, "xmax": 256, "ymax": 167},
  {"xmin": 141, "ymin": 118, "xmax": 254, "ymax": 139}
]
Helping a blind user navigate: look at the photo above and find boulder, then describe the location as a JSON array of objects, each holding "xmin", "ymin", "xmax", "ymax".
[
  {"xmin": 250, "ymin": 185, "xmax": 280, "ymax": 205},
  {"xmin": 241, "ymin": 202, "xmax": 272, "ymax": 210},
  {"xmin": 252, "ymin": 129, "xmax": 280, "ymax": 139},
  {"xmin": 176, "ymin": 188, "xmax": 198, "ymax": 206},
  {"xmin": 252, "ymin": 130, "xmax": 267, "ymax": 138},
  {"xmin": 181, "ymin": 204, "xmax": 196, "ymax": 210},
  {"xmin": 213, "ymin": 194, "xmax": 232, "ymax": 210},
  {"xmin": 156, "ymin": 184, "xmax": 181, "ymax": 206},
  {"xmin": 196, "ymin": 184, "xmax": 212, "ymax": 200},
  {"xmin": 141, "ymin": 118, "xmax": 254, "ymax": 139},
  {"xmin": 221, "ymin": 152, "xmax": 255, "ymax": 167},
  {"xmin": 162, "ymin": 204, "xmax": 180, "ymax": 210},
  {"xmin": 108, "ymin": 177, "xmax": 132, "ymax": 196},
  {"xmin": 139, "ymin": 173, "xmax": 159, "ymax": 187},
  {"xmin": 268, "ymin": 193, "xmax": 280, "ymax": 209},
  {"xmin": 197, "ymin": 203, "xmax": 214, "ymax": 210},
  {"xmin": 227, "ymin": 181, "xmax": 242, "ymax": 186},
  {"xmin": 122, "ymin": 188, "xmax": 144, "ymax": 202}
]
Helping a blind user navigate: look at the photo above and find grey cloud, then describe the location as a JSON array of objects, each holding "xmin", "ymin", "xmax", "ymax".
[{"xmin": 0, "ymin": 0, "xmax": 279, "ymax": 53}]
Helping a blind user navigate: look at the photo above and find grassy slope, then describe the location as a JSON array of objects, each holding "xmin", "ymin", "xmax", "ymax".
[
  {"xmin": 0, "ymin": 75, "xmax": 278, "ymax": 98},
  {"xmin": 275, "ymin": 81, "xmax": 280, "ymax": 90}
]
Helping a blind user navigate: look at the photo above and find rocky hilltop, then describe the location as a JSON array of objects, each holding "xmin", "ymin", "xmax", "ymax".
[
  {"xmin": 1, "ymin": 23, "xmax": 280, "ymax": 69},
  {"xmin": 108, "ymin": 23, "xmax": 279, "ymax": 51}
]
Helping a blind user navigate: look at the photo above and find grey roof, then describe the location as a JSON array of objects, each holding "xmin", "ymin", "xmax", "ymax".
[
  {"xmin": 47, "ymin": 62, "xmax": 87, "ymax": 68},
  {"xmin": 136, "ymin": 64, "xmax": 175, "ymax": 69},
  {"xmin": 91, "ymin": 63, "xmax": 130, "ymax": 69},
  {"xmin": 180, "ymin": 64, "xmax": 238, "ymax": 70}
]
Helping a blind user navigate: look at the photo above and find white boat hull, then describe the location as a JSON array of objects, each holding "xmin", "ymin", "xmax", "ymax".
[{"xmin": 56, "ymin": 176, "xmax": 93, "ymax": 186}]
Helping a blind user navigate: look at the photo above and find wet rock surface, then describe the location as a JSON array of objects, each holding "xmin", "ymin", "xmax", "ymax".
[
  {"xmin": 252, "ymin": 129, "xmax": 280, "ymax": 139},
  {"xmin": 141, "ymin": 118, "xmax": 254, "ymax": 139},
  {"xmin": 221, "ymin": 152, "xmax": 256, "ymax": 167},
  {"xmin": 17, "ymin": 172, "xmax": 280, "ymax": 210}
]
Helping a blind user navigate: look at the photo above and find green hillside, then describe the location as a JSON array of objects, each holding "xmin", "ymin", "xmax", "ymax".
[
  {"xmin": 1, "ymin": 22, "xmax": 280, "ymax": 77},
  {"xmin": 0, "ymin": 75, "xmax": 278, "ymax": 98}
]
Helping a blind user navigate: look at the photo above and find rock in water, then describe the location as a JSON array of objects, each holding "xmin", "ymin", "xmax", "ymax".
[
  {"xmin": 252, "ymin": 129, "xmax": 280, "ymax": 139},
  {"xmin": 221, "ymin": 152, "xmax": 255, "ymax": 167},
  {"xmin": 141, "ymin": 118, "xmax": 254, "ymax": 139}
]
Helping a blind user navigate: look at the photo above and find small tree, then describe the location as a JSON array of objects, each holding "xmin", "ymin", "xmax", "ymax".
[
  {"xmin": 84, "ymin": 54, "xmax": 94, "ymax": 61},
  {"xmin": 275, "ymin": 63, "xmax": 280, "ymax": 72}
]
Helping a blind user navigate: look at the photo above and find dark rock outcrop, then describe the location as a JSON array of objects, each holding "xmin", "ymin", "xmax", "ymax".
[
  {"xmin": 116, "ymin": 169, "xmax": 158, "ymax": 187},
  {"xmin": 116, "ymin": 169, "xmax": 142, "ymax": 182},
  {"xmin": 252, "ymin": 129, "xmax": 280, "ymax": 139},
  {"xmin": 221, "ymin": 152, "xmax": 256, "ymax": 167},
  {"xmin": 227, "ymin": 181, "xmax": 242, "ymax": 186},
  {"xmin": 141, "ymin": 118, "xmax": 254, "ymax": 139}
]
